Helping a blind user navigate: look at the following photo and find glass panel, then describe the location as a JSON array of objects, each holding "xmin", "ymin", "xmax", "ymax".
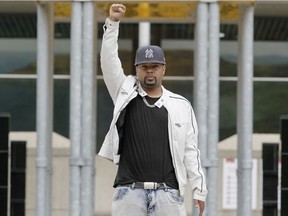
[
  {"xmin": 163, "ymin": 40, "xmax": 288, "ymax": 78},
  {"xmin": 0, "ymin": 39, "xmax": 71, "ymax": 75},
  {"xmin": 254, "ymin": 81, "xmax": 288, "ymax": 133},
  {"xmin": 0, "ymin": 39, "xmax": 36, "ymax": 75},
  {"xmin": 219, "ymin": 81, "xmax": 288, "ymax": 140},
  {"xmin": 220, "ymin": 41, "xmax": 288, "ymax": 77},
  {"xmin": 220, "ymin": 81, "xmax": 237, "ymax": 140},
  {"xmin": 0, "ymin": 79, "xmax": 36, "ymax": 131},
  {"xmin": 254, "ymin": 42, "xmax": 288, "ymax": 77},
  {"xmin": 54, "ymin": 79, "xmax": 69, "ymax": 137},
  {"xmin": 0, "ymin": 79, "xmax": 70, "ymax": 137},
  {"xmin": 54, "ymin": 39, "xmax": 70, "ymax": 75}
]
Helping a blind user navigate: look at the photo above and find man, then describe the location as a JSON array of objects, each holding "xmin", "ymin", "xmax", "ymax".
[{"xmin": 99, "ymin": 4, "xmax": 207, "ymax": 216}]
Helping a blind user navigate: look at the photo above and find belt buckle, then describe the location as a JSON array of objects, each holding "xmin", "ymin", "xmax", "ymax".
[{"xmin": 143, "ymin": 182, "xmax": 158, "ymax": 189}]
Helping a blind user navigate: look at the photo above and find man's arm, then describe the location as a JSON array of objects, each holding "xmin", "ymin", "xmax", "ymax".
[
  {"xmin": 100, "ymin": 4, "xmax": 127, "ymax": 103},
  {"xmin": 184, "ymin": 105, "xmax": 207, "ymax": 215}
]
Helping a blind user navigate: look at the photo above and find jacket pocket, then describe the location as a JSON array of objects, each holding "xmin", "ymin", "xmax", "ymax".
[{"xmin": 173, "ymin": 122, "xmax": 189, "ymax": 144}]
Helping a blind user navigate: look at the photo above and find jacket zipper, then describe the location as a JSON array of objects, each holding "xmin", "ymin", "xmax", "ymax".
[
  {"xmin": 112, "ymin": 87, "xmax": 138, "ymax": 153},
  {"xmin": 113, "ymin": 86, "xmax": 138, "ymax": 125},
  {"xmin": 168, "ymin": 113, "xmax": 181, "ymax": 193}
]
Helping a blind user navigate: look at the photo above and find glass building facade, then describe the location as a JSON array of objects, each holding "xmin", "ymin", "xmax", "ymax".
[{"xmin": 0, "ymin": 13, "xmax": 288, "ymax": 152}]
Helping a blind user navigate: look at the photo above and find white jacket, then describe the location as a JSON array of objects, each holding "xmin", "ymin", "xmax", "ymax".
[{"xmin": 98, "ymin": 18, "xmax": 207, "ymax": 201}]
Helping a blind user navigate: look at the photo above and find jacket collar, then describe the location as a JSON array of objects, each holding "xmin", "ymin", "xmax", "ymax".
[{"xmin": 136, "ymin": 81, "xmax": 168, "ymax": 108}]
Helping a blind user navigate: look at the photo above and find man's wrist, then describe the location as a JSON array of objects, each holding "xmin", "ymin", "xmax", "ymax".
[
  {"xmin": 105, "ymin": 17, "xmax": 120, "ymax": 29},
  {"xmin": 108, "ymin": 16, "xmax": 120, "ymax": 22}
]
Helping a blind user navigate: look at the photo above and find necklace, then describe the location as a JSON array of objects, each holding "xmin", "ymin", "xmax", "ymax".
[{"xmin": 142, "ymin": 96, "xmax": 156, "ymax": 108}]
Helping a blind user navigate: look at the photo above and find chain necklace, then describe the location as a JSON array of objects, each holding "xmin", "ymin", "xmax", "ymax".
[{"xmin": 142, "ymin": 96, "xmax": 156, "ymax": 108}]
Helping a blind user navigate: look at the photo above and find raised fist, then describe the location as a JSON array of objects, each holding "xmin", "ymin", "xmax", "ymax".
[{"xmin": 109, "ymin": 4, "xmax": 126, "ymax": 22}]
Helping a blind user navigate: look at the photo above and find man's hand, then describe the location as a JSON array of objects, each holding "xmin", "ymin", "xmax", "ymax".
[
  {"xmin": 194, "ymin": 199, "xmax": 205, "ymax": 216},
  {"xmin": 109, "ymin": 4, "xmax": 126, "ymax": 22}
]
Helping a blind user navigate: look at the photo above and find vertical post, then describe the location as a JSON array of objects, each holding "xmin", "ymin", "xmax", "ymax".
[
  {"xmin": 70, "ymin": 1, "xmax": 97, "ymax": 216},
  {"xmin": 81, "ymin": 2, "xmax": 96, "ymax": 216},
  {"xmin": 69, "ymin": 2, "xmax": 83, "ymax": 216},
  {"xmin": 193, "ymin": 2, "xmax": 208, "ymax": 216},
  {"xmin": 237, "ymin": 3, "xmax": 254, "ymax": 216},
  {"xmin": 139, "ymin": 22, "xmax": 151, "ymax": 46},
  {"xmin": 36, "ymin": 2, "xmax": 54, "ymax": 216},
  {"xmin": 207, "ymin": 2, "xmax": 220, "ymax": 216}
]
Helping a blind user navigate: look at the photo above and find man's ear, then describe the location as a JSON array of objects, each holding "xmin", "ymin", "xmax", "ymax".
[{"xmin": 163, "ymin": 65, "xmax": 166, "ymax": 75}]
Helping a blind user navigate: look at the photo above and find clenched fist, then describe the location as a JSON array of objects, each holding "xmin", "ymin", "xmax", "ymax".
[{"xmin": 109, "ymin": 4, "xmax": 126, "ymax": 22}]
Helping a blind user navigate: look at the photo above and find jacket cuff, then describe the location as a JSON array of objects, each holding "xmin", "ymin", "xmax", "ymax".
[
  {"xmin": 105, "ymin": 17, "xmax": 120, "ymax": 29},
  {"xmin": 193, "ymin": 188, "xmax": 208, "ymax": 201}
]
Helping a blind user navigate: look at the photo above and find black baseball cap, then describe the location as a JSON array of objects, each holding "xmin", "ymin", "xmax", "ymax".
[{"xmin": 134, "ymin": 45, "xmax": 166, "ymax": 66}]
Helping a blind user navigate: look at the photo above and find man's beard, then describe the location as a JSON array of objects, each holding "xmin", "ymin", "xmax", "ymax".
[{"xmin": 144, "ymin": 76, "xmax": 157, "ymax": 87}]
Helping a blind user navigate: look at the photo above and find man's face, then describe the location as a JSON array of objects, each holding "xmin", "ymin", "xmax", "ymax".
[{"xmin": 136, "ymin": 63, "xmax": 166, "ymax": 90}]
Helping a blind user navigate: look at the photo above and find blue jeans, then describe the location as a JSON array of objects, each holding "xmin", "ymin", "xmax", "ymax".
[{"xmin": 112, "ymin": 186, "xmax": 186, "ymax": 216}]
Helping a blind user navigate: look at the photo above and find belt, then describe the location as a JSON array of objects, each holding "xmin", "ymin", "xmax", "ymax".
[{"xmin": 122, "ymin": 182, "xmax": 169, "ymax": 190}]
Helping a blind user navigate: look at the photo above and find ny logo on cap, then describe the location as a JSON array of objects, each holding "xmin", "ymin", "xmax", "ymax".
[{"xmin": 145, "ymin": 48, "xmax": 154, "ymax": 59}]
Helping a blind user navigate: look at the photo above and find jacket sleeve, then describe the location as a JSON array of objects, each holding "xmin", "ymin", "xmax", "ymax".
[
  {"xmin": 184, "ymin": 106, "xmax": 208, "ymax": 201},
  {"xmin": 100, "ymin": 18, "xmax": 126, "ymax": 104}
]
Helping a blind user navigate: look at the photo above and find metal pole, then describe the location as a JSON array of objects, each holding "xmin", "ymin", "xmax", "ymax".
[
  {"xmin": 81, "ymin": 2, "xmax": 96, "ymax": 216},
  {"xmin": 36, "ymin": 2, "xmax": 54, "ymax": 216},
  {"xmin": 69, "ymin": 2, "xmax": 83, "ymax": 216},
  {"xmin": 139, "ymin": 22, "xmax": 151, "ymax": 46},
  {"xmin": 237, "ymin": 3, "xmax": 254, "ymax": 216},
  {"xmin": 193, "ymin": 2, "xmax": 208, "ymax": 216},
  {"xmin": 207, "ymin": 2, "xmax": 220, "ymax": 216}
]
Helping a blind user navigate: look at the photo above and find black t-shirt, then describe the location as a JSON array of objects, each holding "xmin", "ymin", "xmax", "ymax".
[{"xmin": 114, "ymin": 94, "xmax": 178, "ymax": 189}]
